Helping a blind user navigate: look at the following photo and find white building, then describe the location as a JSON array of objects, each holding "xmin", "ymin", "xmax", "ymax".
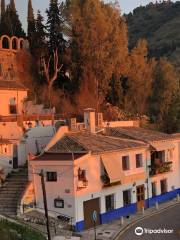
[
  {"xmin": 0, "ymin": 35, "xmax": 66, "ymax": 173},
  {"xmin": 29, "ymin": 109, "xmax": 180, "ymax": 231}
]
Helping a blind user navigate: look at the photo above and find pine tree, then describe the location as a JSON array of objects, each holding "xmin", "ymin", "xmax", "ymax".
[
  {"xmin": 35, "ymin": 10, "xmax": 46, "ymax": 49},
  {"xmin": 46, "ymin": 0, "xmax": 65, "ymax": 52},
  {"xmin": 0, "ymin": 0, "xmax": 6, "ymax": 34},
  {"xmin": 27, "ymin": 0, "xmax": 36, "ymax": 51}
]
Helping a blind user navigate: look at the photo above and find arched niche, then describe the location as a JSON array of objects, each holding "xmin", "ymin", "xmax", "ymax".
[
  {"xmin": 1, "ymin": 35, "xmax": 11, "ymax": 49},
  {"xmin": 11, "ymin": 37, "xmax": 18, "ymax": 50},
  {"xmin": 19, "ymin": 38, "xmax": 24, "ymax": 50}
]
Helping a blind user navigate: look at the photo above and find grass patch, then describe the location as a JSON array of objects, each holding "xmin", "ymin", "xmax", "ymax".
[{"xmin": 0, "ymin": 219, "xmax": 46, "ymax": 240}]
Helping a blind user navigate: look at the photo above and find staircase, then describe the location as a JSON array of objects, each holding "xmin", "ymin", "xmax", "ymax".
[{"xmin": 0, "ymin": 167, "xmax": 29, "ymax": 217}]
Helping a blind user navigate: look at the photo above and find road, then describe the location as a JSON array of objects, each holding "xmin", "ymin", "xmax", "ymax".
[{"xmin": 119, "ymin": 203, "xmax": 180, "ymax": 240}]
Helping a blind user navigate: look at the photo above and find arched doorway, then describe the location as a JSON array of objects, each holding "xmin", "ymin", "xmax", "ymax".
[
  {"xmin": 12, "ymin": 38, "xmax": 18, "ymax": 50},
  {"xmin": 2, "ymin": 36, "xmax": 10, "ymax": 49}
]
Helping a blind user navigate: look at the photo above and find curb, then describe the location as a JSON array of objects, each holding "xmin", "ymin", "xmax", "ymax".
[{"xmin": 114, "ymin": 200, "xmax": 180, "ymax": 240}]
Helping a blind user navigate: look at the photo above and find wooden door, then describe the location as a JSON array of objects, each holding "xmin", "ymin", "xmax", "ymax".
[
  {"xmin": 83, "ymin": 198, "xmax": 100, "ymax": 229},
  {"xmin": 136, "ymin": 185, "xmax": 145, "ymax": 211}
]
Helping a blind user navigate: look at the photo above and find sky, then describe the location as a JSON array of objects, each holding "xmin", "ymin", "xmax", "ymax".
[{"xmin": 4, "ymin": 0, "xmax": 178, "ymax": 32}]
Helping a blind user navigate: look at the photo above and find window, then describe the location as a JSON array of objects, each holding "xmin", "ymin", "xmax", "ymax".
[
  {"xmin": 9, "ymin": 97, "xmax": 17, "ymax": 114},
  {"xmin": 160, "ymin": 179, "xmax": 167, "ymax": 194},
  {"xmin": 9, "ymin": 105, "xmax": 17, "ymax": 114},
  {"xmin": 78, "ymin": 168, "xmax": 86, "ymax": 181},
  {"xmin": 123, "ymin": 189, "xmax": 131, "ymax": 206},
  {"xmin": 151, "ymin": 182, "xmax": 157, "ymax": 197},
  {"xmin": 136, "ymin": 154, "xmax": 143, "ymax": 168},
  {"xmin": 4, "ymin": 147, "xmax": 7, "ymax": 154},
  {"xmin": 151, "ymin": 151, "xmax": 165, "ymax": 164},
  {"xmin": 105, "ymin": 194, "xmax": 115, "ymax": 212},
  {"xmin": 122, "ymin": 156, "xmax": 130, "ymax": 170},
  {"xmin": 46, "ymin": 172, "xmax": 57, "ymax": 182},
  {"xmin": 54, "ymin": 198, "xmax": 64, "ymax": 208}
]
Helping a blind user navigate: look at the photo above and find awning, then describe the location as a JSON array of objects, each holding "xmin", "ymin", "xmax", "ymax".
[
  {"xmin": 150, "ymin": 142, "xmax": 175, "ymax": 151},
  {"xmin": 101, "ymin": 155, "xmax": 121, "ymax": 183}
]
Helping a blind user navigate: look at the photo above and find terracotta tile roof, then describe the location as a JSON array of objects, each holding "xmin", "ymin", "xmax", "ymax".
[
  {"xmin": 48, "ymin": 131, "xmax": 148, "ymax": 154},
  {"xmin": 34, "ymin": 152, "xmax": 87, "ymax": 161},
  {"xmin": 171, "ymin": 133, "xmax": 180, "ymax": 139},
  {"xmin": 0, "ymin": 81, "xmax": 27, "ymax": 90},
  {"xmin": 0, "ymin": 139, "xmax": 11, "ymax": 145},
  {"xmin": 48, "ymin": 135, "xmax": 86, "ymax": 153},
  {"xmin": 108, "ymin": 127, "xmax": 174, "ymax": 142}
]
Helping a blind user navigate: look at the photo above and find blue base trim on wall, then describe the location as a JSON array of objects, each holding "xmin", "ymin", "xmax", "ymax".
[
  {"xmin": 75, "ymin": 188, "xmax": 180, "ymax": 232},
  {"xmin": 75, "ymin": 221, "xmax": 84, "ymax": 232},
  {"xmin": 100, "ymin": 203, "xmax": 136, "ymax": 224},
  {"xmin": 146, "ymin": 188, "xmax": 180, "ymax": 208}
]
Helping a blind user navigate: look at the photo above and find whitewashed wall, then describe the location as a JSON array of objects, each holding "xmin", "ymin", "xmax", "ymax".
[
  {"xmin": 0, "ymin": 154, "xmax": 13, "ymax": 175},
  {"xmin": 30, "ymin": 160, "xmax": 76, "ymax": 223},
  {"xmin": 25, "ymin": 125, "xmax": 55, "ymax": 155},
  {"xmin": 74, "ymin": 148, "xmax": 148, "ymax": 222}
]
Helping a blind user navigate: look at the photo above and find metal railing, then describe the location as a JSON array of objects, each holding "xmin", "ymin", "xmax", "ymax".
[{"xmin": 149, "ymin": 161, "xmax": 172, "ymax": 176}]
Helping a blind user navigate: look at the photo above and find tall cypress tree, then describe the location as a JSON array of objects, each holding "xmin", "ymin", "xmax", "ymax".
[
  {"xmin": 46, "ymin": 0, "xmax": 65, "ymax": 52},
  {"xmin": 0, "ymin": 0, "xmax": 6, "ymax": 34},
  {"xmin": 1, "ymin": 0, "xmax": 5, "ymax": 18},
  {"xmin": 0, "ymin": 2, "xmax": 25, "ymax": 37},
  {"xmin": 27, "ymin": 0, "xmax": 36, "ymax": 51},
  {"xmin": 10, "ymin": 0, "xmax": 15, "ymax": 11}
]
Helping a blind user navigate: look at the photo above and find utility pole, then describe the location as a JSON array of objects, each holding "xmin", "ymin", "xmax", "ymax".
[{"xmin": 39, "ymin": 170, "xmax": 51, "ymax": 240}]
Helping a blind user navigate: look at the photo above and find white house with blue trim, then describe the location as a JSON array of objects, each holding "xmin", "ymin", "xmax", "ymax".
[{"xmin": 29, "ymin": 109, "xmax": 180, "ymax": 231}]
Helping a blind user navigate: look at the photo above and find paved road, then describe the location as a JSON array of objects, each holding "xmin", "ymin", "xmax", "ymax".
[{"xmin": 119, "ymin": 203, "xmax": 180, "ymax": 240}]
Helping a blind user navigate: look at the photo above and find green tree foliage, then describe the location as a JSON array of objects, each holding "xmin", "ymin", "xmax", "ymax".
[
  {"xmin": 162, "ymin": 91, "xmax": 180, "ymax": 133},
  {"xmin": 67, "ymin": 0, "xmax": 128, "ymax": 111},
  {"xmin": 1, "ymin": 0, "xmax": 5, "ymax": 18},
  {"xmin": 10, "ymin": 0, "xmax": 15, "ymax": 11},
  {"xmin": 149, "ymin": 58, "xmax": 180, "ymax": 132},
  {"xmin": 46, "ymin": 0, "xmax": 66, "ymax": 52},
  {"xmin": 124, "ymin": 39, "xmax": 156, "ymax": 114},
  {"xmin": 126, "ymin": 1, "xmax": 180, "ymax": 72},
  {"xmin": 0, "ymin": 1, "xmax": 25, "ymax": 37},
  {"xmin": 107, "ymin": 73, "xmax": 124, "ymax": 109},
  {"xmin": 27, "ymin": 0, "xmax": 36, "ymax": 52},
  {"xmin": 35, "ymin": 10, "xmax": 47, "ymax": 51}
]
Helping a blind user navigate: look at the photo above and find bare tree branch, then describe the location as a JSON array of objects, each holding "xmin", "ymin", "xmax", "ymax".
[{"xmin": 42, "ymin": 48, "xmax": 63, "ymax": 108}]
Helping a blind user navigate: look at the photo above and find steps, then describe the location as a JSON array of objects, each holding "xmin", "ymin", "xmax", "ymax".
[{"xmin": 0, "ymin": 167, "xmax": 29, "ymax": 217}]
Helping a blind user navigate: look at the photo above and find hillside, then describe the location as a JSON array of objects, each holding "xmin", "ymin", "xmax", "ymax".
[{"xmin": 125, "ymin": 0, "xmax": 180, "ymax": 70}]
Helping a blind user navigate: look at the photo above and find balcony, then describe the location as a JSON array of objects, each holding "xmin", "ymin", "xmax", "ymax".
[
  {"xmin": 77, "ymin": 179, "xmax": 88, "ymax": 190},
  {"xmin": 149, "ymin": 161, "xmax": 172, "ymax": 176},
  {"xmin": 77, "ymin": 168, "xmax": 88, "ymax": 190}
]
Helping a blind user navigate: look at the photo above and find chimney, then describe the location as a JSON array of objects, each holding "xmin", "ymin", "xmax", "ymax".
[{"xmin": 84, "ymin": 108, "xmax": 96, "ymax": 133}]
